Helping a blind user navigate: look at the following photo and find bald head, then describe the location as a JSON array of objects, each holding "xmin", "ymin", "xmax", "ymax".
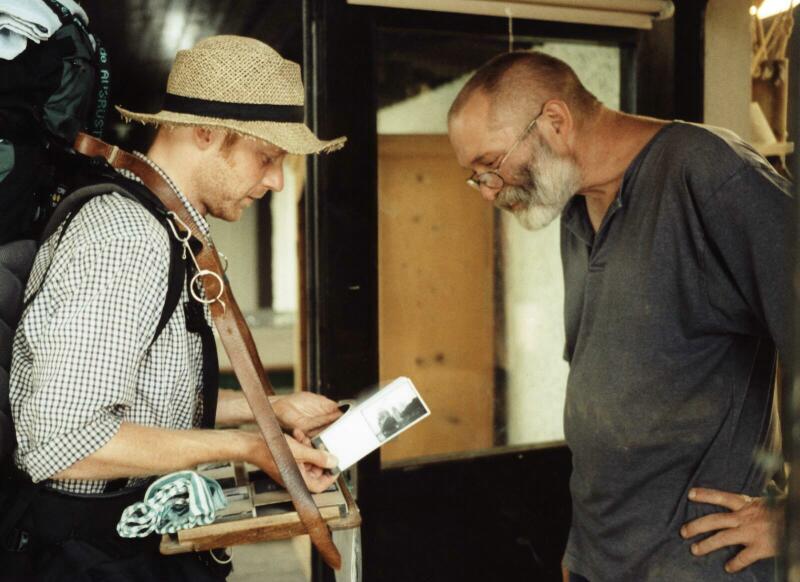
[{"xmin": 448, "ymin": 51, "xmax": 599, "ymax": 127}]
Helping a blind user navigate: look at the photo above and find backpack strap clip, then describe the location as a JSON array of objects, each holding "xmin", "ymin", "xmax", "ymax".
[
  {"xmin": 2, "ymin": 526, "xmax": 32, "ymax": 553},
  {"xmin": 165, "ymin": 211, "xmax": 226, "ymax": 313}
]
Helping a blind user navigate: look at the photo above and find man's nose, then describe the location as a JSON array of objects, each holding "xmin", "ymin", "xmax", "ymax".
[{"xmin": 263, "ymin": 164, "xmax": 284, "ymax": 193}]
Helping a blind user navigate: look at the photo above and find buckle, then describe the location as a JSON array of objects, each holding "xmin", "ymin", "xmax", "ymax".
[{"xmin": 2, "ymin": 527, "xmax": 31, "ymax": 553}]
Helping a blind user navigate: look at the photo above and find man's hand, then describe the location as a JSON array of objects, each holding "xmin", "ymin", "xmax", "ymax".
[
  {"xmin": 245, "ymin": 428, "xmax": 338, "ymax": 493},
  {"xmin": 681, "ymin": 487, "xmax": 782, "ymax": 573},
  {"xmin": 289, "ymin": 428, "xmax": 339, "ymax": 491},
  {"xmin": 273, "ymin": 392, "xmax": 342, "ymax": 436}
]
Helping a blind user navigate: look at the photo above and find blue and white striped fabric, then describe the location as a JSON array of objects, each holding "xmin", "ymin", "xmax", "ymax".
[{"xmin": 117, "ymin": 471, "xmax": 228, "ymax": 538}]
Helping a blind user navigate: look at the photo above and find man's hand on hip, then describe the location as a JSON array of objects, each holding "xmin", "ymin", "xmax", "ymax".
[{"xmin": 682, "ymin": 487, "xmax": 782, "ymax": 573}]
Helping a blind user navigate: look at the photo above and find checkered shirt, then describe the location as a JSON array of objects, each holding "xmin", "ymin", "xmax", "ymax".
[{"xmin": 10, "ymin": 153, "xmax": 213, "ymax": 494}]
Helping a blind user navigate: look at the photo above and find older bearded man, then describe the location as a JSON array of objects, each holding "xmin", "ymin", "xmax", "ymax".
[{"xmin": 448, "ymin": 51, "xmax": 790, "ymax": 582}]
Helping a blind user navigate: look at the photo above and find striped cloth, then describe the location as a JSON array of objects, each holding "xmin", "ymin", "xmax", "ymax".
[{"xmin": 117, "ymin": 471, "xmax": 227, "ymax": 538}]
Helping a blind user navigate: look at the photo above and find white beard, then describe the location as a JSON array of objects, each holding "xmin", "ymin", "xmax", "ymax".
[{"xmin": 494, "ymin": 138, "xmax": 582, "ymax": 231}]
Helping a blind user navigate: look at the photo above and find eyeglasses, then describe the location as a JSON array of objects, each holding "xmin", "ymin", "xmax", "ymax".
[{"xmin": 466, "ymin": 108, "xmax": 543, "ymax": 192}]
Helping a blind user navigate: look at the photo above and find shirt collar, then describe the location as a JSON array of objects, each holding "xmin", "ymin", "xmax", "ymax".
[
  {"xmin": 130, "ymin": 151, "xmax": 211, "ymax": 238},
  {"xmin": 561, "ymin": 195, "xmax": 595, "ymax": 247},
  {"xmin": 561, "ymin": 123, "xmax": 679, "ymax": 246}
]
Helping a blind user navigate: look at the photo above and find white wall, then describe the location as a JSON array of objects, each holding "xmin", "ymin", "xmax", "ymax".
[
  {"xmin": 271, "ymin": 165, "xmax": 300, "ymax": 313},
  {"xmin": 503, "ymin": 42, "xmax": 620, "ymax": 445},
  {"xmin": 378, "ymin": 74, "xmax": 469, "ymax": 134},
  {"xmin": 704, "ymin": 0, "xmax": 752, "ymax": 140},
  {"xmin": 207, "ymin": 163, "xmax": 301, "ymax": 316},
  {"xmin": 208, "ymin": 203, "xmax": 259, "ymax": 313}
]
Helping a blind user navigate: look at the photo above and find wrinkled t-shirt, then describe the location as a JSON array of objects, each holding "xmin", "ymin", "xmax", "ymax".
[{"xmin": 561, "ymin": 122, "xmax": 792, "ymax": 582}]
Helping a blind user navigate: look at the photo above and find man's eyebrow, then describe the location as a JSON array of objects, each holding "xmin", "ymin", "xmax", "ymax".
[
  {"xmin": 260, "ymin": 145, "xmax": 286, "ymax": 156},
  {"xmin": 469, "ymin": 152, "xmax": 498, "ymax": 167}
]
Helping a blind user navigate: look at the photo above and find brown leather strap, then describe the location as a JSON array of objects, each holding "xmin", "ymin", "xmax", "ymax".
[{"xmin": 73, "ymin": 133, "xmax": 342, "ymax": 569}]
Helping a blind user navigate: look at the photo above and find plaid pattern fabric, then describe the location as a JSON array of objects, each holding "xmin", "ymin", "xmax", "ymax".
[{"xmin": 10, "ymin": 155, "xmax": 213, "ymax": 495}]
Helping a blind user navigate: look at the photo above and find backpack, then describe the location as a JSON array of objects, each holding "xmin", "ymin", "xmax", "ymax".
[
  {"xmin": 0, "ymin": 0, "xmax": 111, "ymax": 244},
  {"xmin": 0, "ymin": 0, "xmax": 123, "ymax": 475}
]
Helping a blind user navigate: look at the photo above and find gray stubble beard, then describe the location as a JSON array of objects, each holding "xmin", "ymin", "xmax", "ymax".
[{"xmin": 495, "ymin": 138, "xmax": 582, "ymax": 231}]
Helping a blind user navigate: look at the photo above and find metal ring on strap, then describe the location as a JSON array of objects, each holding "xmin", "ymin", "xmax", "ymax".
[{"xmin": 190, "ymin": 269, "xmax": 225, "ymax": 308}]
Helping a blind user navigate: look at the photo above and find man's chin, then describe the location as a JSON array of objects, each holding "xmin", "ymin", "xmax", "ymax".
[
  {"xmin": 513, "ymin": 203, "xmax": 563, "ymax": 231},
  {"xmin": 210, "ymin": 207, "xmax": 245, "ymax": 222}
]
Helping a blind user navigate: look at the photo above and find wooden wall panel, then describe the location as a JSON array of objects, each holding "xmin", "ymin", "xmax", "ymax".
[{"xmin": 378, "ymin": 134, "xmax": 495, "ymax": 462}]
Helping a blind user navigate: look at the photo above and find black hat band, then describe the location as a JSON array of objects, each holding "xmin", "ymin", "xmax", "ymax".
[{"xmin": 162, "ymin": 93, "xmax": 305, "ymax": 122}]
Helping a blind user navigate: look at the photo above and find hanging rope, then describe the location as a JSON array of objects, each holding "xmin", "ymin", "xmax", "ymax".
[{"xmin": 505, "ymin": 6, "xmax": 514, "ymax": 53}]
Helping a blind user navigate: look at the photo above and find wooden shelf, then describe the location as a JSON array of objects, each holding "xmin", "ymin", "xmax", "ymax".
[{"xmin": 754, "ymin": 141, "xmax": 794, "ymax": 157}]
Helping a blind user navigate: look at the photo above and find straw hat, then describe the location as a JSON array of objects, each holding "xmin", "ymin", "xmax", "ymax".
[{"xmin": 116, "ymin": 35, "xmax": 346, "ymax": 155}]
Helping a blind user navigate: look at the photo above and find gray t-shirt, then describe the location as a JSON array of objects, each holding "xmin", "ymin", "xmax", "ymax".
[{"xmin": 561, "ymin": 122, "xmax": 792, "ymax": 582}]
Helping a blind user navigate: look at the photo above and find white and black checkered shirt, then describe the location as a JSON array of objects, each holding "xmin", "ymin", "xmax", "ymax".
[{"xmin": 10, "ymin": 154, "xmax": 213, "ymax": 495}]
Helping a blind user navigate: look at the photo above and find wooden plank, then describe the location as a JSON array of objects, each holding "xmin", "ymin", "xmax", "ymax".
[
  {"xmin": 160, "ymin": 506, "xmax": 344, "ymax": 554},
  {"xmin": 159, "ymin": 474, "xmax": 361, "ymax": 555},
  {"xmin": 754, "ymin": 141, "xmax": 795, "ymax": 157},
  {"xmin": 378, "ymin": 134, "xmax": 495, "ymax": 462},
  {"xmin": 160, "ymin": 506, "xmax": 361, "ymax": 554},
  {"xmin": 346, "ymin": 0, "xmax": 659, "ymax": 29}
]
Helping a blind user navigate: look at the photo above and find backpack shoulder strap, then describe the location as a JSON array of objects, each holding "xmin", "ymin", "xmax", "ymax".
[
  {"xmin": 39, "ymin": 182, "xmax": 117, "ymax": 243},
  {"xmin": 35, "ymin": 178, "xmax": 185, "ymax": 347},
  {"xmin": 155, "ymin": 217, "xmax": 185, "ymax": 343}
]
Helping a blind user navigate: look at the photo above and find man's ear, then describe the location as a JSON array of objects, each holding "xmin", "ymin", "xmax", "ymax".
[
  {"xmin": 192, "ymin": 127, "xmax": 222, "ymax": 151},
  {"xmin": 540, "ymin": 100, "xmax": 574, "ymax": 151}
]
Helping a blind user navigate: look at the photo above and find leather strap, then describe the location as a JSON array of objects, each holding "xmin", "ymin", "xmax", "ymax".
[{"xmin": 73, "ymin": 133, "xmax": 342, "ymax": 569}]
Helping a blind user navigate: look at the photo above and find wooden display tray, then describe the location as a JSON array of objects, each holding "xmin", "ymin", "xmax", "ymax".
[
  {"xmin": 754, "ymin": 141, "xmax": 795, "ymax": 158},
  {"xmin": 160, "ymin": 462, "xmax": 361, "ymax": 555}
]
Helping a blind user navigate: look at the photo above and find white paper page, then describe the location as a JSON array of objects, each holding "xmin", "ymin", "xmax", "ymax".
[{"xmin": 313, "ymin": 377, "xmax": 430, "ymax": 473}]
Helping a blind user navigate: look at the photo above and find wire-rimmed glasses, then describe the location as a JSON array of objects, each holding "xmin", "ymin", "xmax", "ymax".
[{"xmin": 466, "ymin": 108, "xmax": 543, "ymax": 193}]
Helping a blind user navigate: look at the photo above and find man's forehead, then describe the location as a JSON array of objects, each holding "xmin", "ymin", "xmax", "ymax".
[
  {"xmin": 249, "ymin": 138, "xmax": 286, "ymax": 156},
  {"xmin": 449, "ymin": 92, "xmax": 512, "ymax": 167},
  {"xmin": 456, "ymin": 89, "xmax": 492, "ymax": 122}
]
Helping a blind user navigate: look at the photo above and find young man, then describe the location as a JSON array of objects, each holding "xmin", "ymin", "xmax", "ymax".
[
  {"xmin": 447, "ymin": 51, "xmax": 790, "ymax": 581},
  {"xmin": 7, "ymin": 35, "xmax": 346, "ymax": 580}
]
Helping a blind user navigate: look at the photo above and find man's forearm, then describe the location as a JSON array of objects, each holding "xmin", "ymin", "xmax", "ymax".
[
  {"xmin": 215, "ymin": 388, "xmax": 254, "ymax": 425},
  {"xmin": 53, "ymin": 422, "xmax": 258, "ymax": 481},
  {"xmin": 215, "ymin": 388, "xmax": 285, "ymax": 426}
]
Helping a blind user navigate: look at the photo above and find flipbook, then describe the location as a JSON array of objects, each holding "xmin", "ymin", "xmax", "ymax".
[{"xmin": 312, "ymin": 377, "xmax": 431, "ymax": 474}]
